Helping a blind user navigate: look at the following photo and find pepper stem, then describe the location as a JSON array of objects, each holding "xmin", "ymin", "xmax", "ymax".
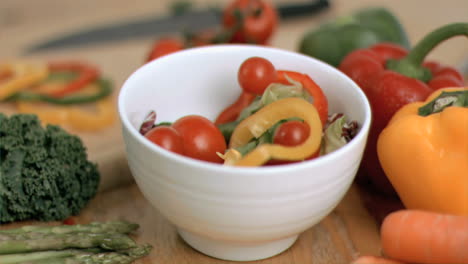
[
  {"xmin": 386, "ymin": 23, "xmax": 468, "ymax": 82},
  {"xmin": 418, "ymin": 90, "xmax": 468, "ymax": 116}
]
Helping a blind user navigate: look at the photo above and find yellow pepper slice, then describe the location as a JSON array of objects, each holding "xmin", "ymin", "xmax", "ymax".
[
  {"xmin": 224, "ymin": 97, "xmax": 322, "ymax": 166},
  {"xmin": 67, "ymin": 96, "xmax": 116, "ymax": 131},
  {"xmin": 16, "ymin": 95, "xmax": 116, "ymax": 132},
  {"xmin": 377, "ymin": 87, "xmax": 468, "ymax": 216},
  {"xmin": 0, "ymin": 62, "xmax": 49, "ymax": 100}
]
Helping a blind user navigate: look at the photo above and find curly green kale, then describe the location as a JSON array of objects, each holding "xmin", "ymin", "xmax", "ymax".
[{"xmin": 0, "ymin": 113, "xmax": 100, "ymax": 223}]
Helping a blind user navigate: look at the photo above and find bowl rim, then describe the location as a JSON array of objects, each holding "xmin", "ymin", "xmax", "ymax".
[{"xmin": 118, "ymin": 44, "xmax": 372, "ymax": 174}]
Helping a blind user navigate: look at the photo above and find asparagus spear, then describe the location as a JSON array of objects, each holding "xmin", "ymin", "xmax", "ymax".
[
  {"xmin": 0, "ymin": 244, "xmax": 152, "ymax": 264},
  {"xmin": 0, "ymin": 233, "xmax": 138, "ymax": 254},
  {"xmin": 0, "ymin": 249, "xmax": 80, "ymax": 264},
  {"xmin": 0, "ymin": 221, "xmax": 139, "ymax": 235}
]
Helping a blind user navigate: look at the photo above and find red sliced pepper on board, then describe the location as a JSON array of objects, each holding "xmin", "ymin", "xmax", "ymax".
[
  {"xmin": 339, "ymin": 23, "xmax": 467, "ymax": 195},
  {"xmin": 47, "ymin": 61, "xmax": 100, "ymax": 97},
  {"xmin": 215, "ymin": 91, "xmax": 256, "ymax": 125},
  {"xmin": 276, "ymin": 70, "xmax": 329, "ymax": 126}
]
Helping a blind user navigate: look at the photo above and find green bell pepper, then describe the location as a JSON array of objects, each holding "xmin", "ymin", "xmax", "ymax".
[{"xmin": 299, "ymin": 7, "xmax": 410, "ymax": 67}]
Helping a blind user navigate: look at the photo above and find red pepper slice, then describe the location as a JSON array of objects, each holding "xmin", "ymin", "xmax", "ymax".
[
  {"xmin": 214, "ymin": 91, "xmax": 256, "ymax": 125},
  {"xmin": 276, "ymin": 70, "xmax": 329, "ymax": 126},
  {"xmin": 47, "ymin": 61, "xmax": 100, "ymax": 97}
]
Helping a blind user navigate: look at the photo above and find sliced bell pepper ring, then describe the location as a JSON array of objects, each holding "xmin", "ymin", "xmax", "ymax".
[
  {"xmin": 16, "ymin": 95, "xmax": 116, "ymax": 132},
  {"xmin": 223, "ymin": 97, "xmax": 322, "ymax": 166},
  {"xmin": 276, "ymin": 70, "xmax": 329, "ymax": 126},
  {"xmin": 46, "ymin": 61, "xmax": 100, "ymax": 97},
  {"xmin": 0, "ymin": 62, "xmax": 49, "ymax": 100},
  {"xmin": 6, "ymin": 78, "xmax": 112, "ymax": 105},
  {"xmin": 214, "ymin": 91, "xmax": 256, "ymax": 125},
  {"xmin": 67, "ymin": 96, "xmax": 117, "ymax": 131}
]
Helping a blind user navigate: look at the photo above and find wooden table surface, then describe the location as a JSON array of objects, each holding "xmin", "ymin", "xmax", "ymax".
[{"xmin": 1, "ymin": 1, "xmax": 467, "ymax": 263}]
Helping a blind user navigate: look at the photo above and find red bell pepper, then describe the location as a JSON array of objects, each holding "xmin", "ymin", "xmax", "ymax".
[
  {"xmin": 276, "ymin": 70, "xmax": 329, "ymax": 126},
  {"xmin": 47, "ymin": 61, "xmax": 100, "ymax": 97},
  {"xmin": 215, "ymin": 91, "xmax": 256, "ymax": 125},
  {"xmin": 339, "ymin": 23, "xmax": 467, "ymax": 195}
]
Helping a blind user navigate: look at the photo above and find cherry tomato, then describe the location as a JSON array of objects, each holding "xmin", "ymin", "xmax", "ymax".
[
  {"xmin": 269, "ymin": 120, "xmax": 316, "ymax": 166},
  {"xmin": 266, "ymin": 120, "xmax": 317, "ymax": 165},
  {"xmin": 273, "ymin": 120, "xmax": 310, "ymax": 146},
  {"xmin": 222, "ymin": 0, "xmax": 278, "ymax": 44},
  {"xmin": 238, "ymin": 56, "xmax": 277, "ymax": 95},
  {"xmin": 145, "ymin": 126, "xmax": 185, "ymax": 155},
  {"xmin": 146, "ymin": 38, "xmax": 184, "ymax": 62},
  {"xmin": 172, "ymin": 115, "xmax": 227, "ymax": 163}
]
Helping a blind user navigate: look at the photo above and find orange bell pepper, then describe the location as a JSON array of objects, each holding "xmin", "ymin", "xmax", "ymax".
[
  {"xmin": 222, "ymin": 97, "xmax": 322, "ymax": 166},
  {"xmin": 377, "ymin": 87, "xmax": 468, "ymax": 216}
]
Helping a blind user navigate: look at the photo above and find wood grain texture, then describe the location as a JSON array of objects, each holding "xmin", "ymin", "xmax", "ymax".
[
  {"xmin": 10, "ymin": 183, "xmax": 380, "ymax": 264},
  {"xmin": 0, "ymin": 183, "xmax": 380, "ymax": 263}
]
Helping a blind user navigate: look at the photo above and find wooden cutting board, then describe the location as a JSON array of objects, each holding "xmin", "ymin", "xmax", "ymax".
[
  {"xmin": 84, "ymin": 183, "xmax": 385, "ymax": 264},
  {"xmin": 0, "ymin": 183, "xmax": 383, "ymax": 264}
]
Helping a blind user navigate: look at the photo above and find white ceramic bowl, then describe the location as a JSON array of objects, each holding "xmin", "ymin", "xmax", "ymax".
[{"xmin": 118, "ymin": 45, "xmax": 371, "ymax": 261}]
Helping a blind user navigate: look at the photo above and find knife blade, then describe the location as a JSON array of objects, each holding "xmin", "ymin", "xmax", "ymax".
[{"xmin": 25, "ymin": 0, "xmax": 329, "ymax": 54}]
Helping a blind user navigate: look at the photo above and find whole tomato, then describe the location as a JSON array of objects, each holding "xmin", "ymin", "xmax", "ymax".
[
  {"xmin": 172, "ymin": 115, "xmax": 227, "ymax": 163},
  {"xmin": 238, "ymin": 56, "xmax": 277, "ymax": 95},
  {"xmin": 222, "ymin": 0, "xmax": 278, "ymax": 44},
  {"xmin": 267, "ymin": 120, "xmax": 318, "ymax": 165},
  {"xmin": 145, "ymin": 126, "xmax": 185, "ymax": 155},
  {"xmin": 146, "ymin": 38, "xmax": 184, "ymax": 62},
  {"xmin": 273, "ymin": 120, "xmax": 310, "ymax": 147}
]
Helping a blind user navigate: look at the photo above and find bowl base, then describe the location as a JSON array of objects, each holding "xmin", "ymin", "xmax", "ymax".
[{"xmin": 178, "ymin": 229, "xmax": 298, "ymax": 262}]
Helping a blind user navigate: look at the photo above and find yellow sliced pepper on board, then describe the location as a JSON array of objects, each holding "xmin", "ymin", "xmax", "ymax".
[
  {"xmin": 16, "ymin": 95, "xmax": 116, "ymax": 132},
  {"xmin": 377, "ymin": 87, "xmax": 468, "ymax": 216},
  {"xmin": 224, "ymin": 97, "xmax": 322, "ymax": 166},
  {"xmin": 0, "ymin": 62, "xmax": 49, "ymax": 100}
]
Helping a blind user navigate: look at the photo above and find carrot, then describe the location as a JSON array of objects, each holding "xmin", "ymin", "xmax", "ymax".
[
  {"xmin": 381, "ymin": 209, "xmax": 468, "ymax": 264},
  {"xmin": 351, "ymin": 256, "xmax": 406, "ymax": 264}
]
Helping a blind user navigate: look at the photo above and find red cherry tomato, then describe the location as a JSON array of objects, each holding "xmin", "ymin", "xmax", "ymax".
[
  {"xmin": 145, "ymin": 126, "xmax": 185, "ymax": 155},
  {"xmin": 172, "ymin": 115, "xmax": 227, "ymax": 163},
  {"xmin": 146, "ymin": 38, "xmax": 184, "ymax": 62},
  {"xmin": 266, "ymin": 120, "xmax": 317, "ymax": 166},
  {"xmin": 222, "ymin": 0, "xmax": 278, "ymax": 44},
  {"xmin": 273, "ymin": 120, "xmax": 310, "ymax": 147},
  {"xmin": 238, "ymin": 56, "xmax": 277, "ymax": 95}
]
